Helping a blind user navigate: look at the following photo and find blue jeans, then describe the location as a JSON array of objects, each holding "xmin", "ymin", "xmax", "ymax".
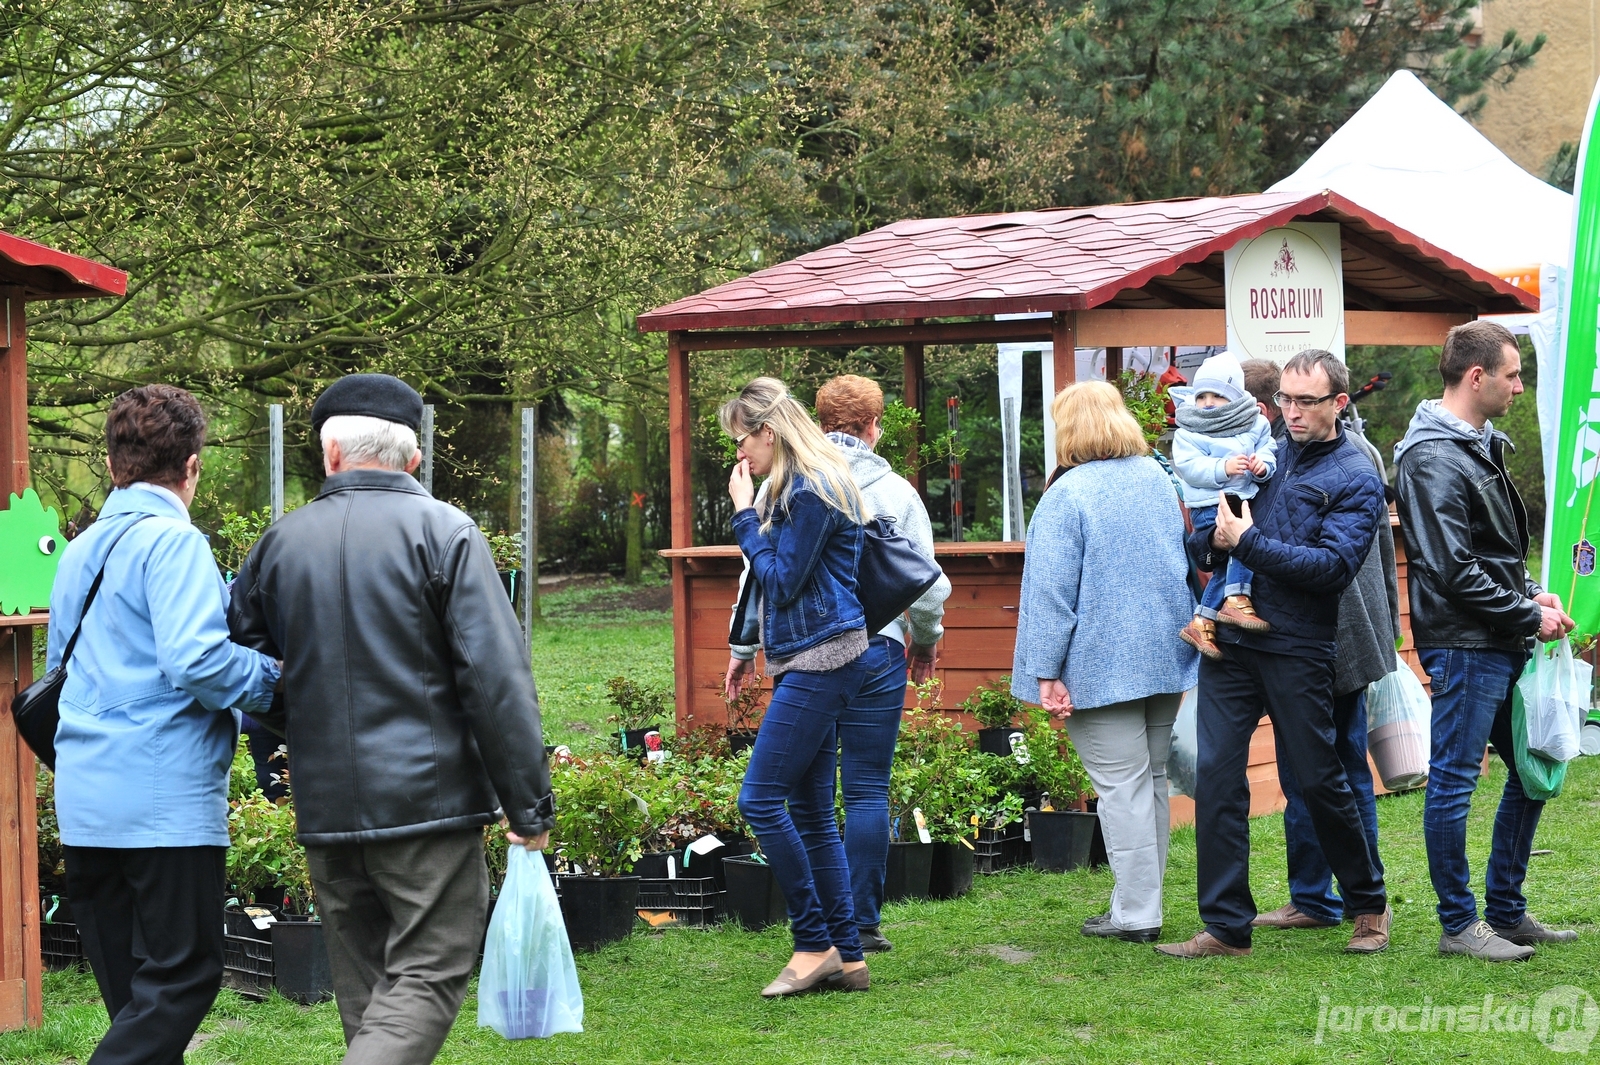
[
  {"xmin": 1189, "ymin": 505, "xmax": 1254, "ymax": 620},
  {"xmin": 839, "ymin": 636, "xmax": 907, "ymax": 930},
  {"xmin": 739, "ymin": 653, "xmax": 870, "ymax": 961},
  {"xmin": 1419, "ymin": 647, "xmax": 1542, "ymax": 935},
  {"xmin": 1274, "ymin": 689, "xmax": 1381, "ymax": 923}
]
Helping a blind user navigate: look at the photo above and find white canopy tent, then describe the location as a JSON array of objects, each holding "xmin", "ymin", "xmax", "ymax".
[{"xmin": 1271, "ymin": 70, "xmax": 1570, "ymax": 296}]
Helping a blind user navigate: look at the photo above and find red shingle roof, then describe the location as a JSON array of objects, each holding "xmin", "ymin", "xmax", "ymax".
[
  {"xmin": 639, "ymin": 190, "xmax": 1535, "ymax": 332},
  {"xmin": 0, "ymin": 232, "xmax": 127, "ymax": 301}
]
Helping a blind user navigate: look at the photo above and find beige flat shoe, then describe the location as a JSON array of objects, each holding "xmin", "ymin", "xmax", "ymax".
[
  {"xmin": 824, "ymin": 965, "xmax": 870, "ymax": 992},
  {"xmin": 760, "ymin": 949, "xmax": 843, "ymax": 998}
]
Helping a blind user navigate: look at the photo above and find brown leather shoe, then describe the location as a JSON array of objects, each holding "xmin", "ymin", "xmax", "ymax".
[
  {"xmin": 1216, "ymin": 596, "xmax": 1271, "ymax": 632},
  {"xmin": 1180, "ymin": 619, "xmax": 1223, "ymax": 660},
  {"xmin": 1252, "ymin": 904, "xmax": 1339, "ymax": 929},
  {"xmin": 1346, "ymin": 906, "xmax": 1392, "ymax": 954},
  {"xmin": 1154, "ymin": 931, "xmax": 1250, "ymax": 958}
]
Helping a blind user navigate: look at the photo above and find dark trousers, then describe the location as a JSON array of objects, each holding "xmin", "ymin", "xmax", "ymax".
[
  {"xmin": 64, "ymin": 845, "xmax": 226, "ymax": 1065},
  {"xmin": 839, "ymin": 636, "xmax": 907, "ymax": 930},
  {"xmin": 306, "ymin": 828, "xmax": 489, "ymax": 1065},
  {"xmin": 1274, "ymin": 689, "xmax": 1382, "ymax": 923},
  {"xmin": 739, "ymin": 655, "xmax": 870, "ymax": 962},
  {"xmin": 1195, "ymin": 648, "xmax": 1386, "ymax": 947}
]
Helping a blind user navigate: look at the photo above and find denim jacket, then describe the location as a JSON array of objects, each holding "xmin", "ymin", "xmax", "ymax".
[
  {"xmin": 49, "ymin": 484, "xmax": 281, "ymax": 848},
  {"xmin": 728, "ymin": 476, "xmax": 866, "ymax": 659}
]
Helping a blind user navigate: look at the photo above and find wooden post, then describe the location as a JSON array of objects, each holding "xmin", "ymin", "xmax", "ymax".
[
  {"xmin": 902, "ymin": 337, "xmax": 925, "ymax": 495},
  {"xmin": 666, "ymin": 332, "xmax": 693, "ymax": 727},
  {"xmin": 1105, "ymin": 346, "xmax": 1123, "ymax": 384},
  {"xmin": 0, "ymin": 287, "xmax": 41, "ymax": 1030},
  {"xmin": 1052, "ymin": 311, "xmax": 1077, "ymax": 392}
]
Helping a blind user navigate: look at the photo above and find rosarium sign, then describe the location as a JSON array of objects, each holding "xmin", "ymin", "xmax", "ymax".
[{"xmin": 1224, "ymin": 222, "xmax": 1346, "ymax": 364}]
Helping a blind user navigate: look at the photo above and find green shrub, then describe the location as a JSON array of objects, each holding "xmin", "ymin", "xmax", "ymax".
[
  {"xmin": 962, "ymin": 675, "xmax": 1024, "ymax": 729},
  {"xmin": 551, "ymin": 754, "xmax": 651, "ymax": 875}
]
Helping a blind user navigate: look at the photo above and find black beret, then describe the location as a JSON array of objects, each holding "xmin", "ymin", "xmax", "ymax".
[{"xmin": 311, "ymin": 373, "xmax": 424, "ymax": 433}]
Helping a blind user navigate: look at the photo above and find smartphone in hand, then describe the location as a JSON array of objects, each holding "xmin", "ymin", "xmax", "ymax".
[{"xmin": 1224, "ymin": 493, "xmax": 1245, "ymax": 518}]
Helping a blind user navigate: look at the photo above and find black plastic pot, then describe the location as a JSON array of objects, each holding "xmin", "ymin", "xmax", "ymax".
[
  {"xmin": 558, "ymin": 876, "xmax": 640, "ymax": 951},
  {"xmin": 722, "ymin": 857, "xmax": 787, "ymax": 931},
  {"xmin": 633, "ymin": 849, "xmax": 684, "ymax": 879},
  {"xmin": 693, "ymin": 839, "xmax": 756, "ymax": 892},
  {"xmin": 977, "ymin": 727, "xmax": 1021, "ymax": 756},
  {"xmin": 224, "ymin": 904, "xmax": 283, "ymax": 942},
  {"xmin": 1029, "ymin": 810, "xmax": 1098, "ymax": 873},
  {"xmin": 726, "ymin": 729, "xmax": 759, "ymax": 756},
  {"xmin": 1086, "ymin": 798, "xmax": 1108, "ymax": 869},
  {"xmin": 270, "ymin": 916, "xmax": 334, "ymax": 1004},
  {"xmin": 928, "ymin": 841, "xmax": 975, "ymax": 899},
  {"xmin": 884, "ymin": 841, "xmax": 934, "ymax": 901},
  {"xmin": 498, "ymin": 569, "xmax": 520, "ymax": 604},
  {"xmin": 615, "ymin": 727, "xmax": 661, "ymax": 756}
]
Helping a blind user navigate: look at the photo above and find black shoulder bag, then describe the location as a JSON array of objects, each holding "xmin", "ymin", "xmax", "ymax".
[
  {"xmin": 10, "ymin": 516, "xmax": 151, "ymax": 770},
  {"xmin": 857, "ymin": 516, "xmax": 944, "ymax": 635}
]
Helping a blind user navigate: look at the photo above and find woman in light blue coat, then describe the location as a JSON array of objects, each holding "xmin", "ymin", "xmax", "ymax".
[
  {"xmin": 1013, "ymin": 381, "xmax": 1198, "ymax": 942},
  {"xmin": 50, "ymin": 385, "xmax": 280, "ymax": 1063}
]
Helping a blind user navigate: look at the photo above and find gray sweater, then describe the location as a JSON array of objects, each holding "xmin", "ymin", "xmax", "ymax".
[{"xmin": 1334, "ymin": 431, "xmax": 1402, "ymax": 695}]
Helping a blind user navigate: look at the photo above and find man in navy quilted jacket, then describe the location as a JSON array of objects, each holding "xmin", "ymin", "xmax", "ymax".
[{"xmin": 1158, "ymin": 349, "xmax": 1391, "ymax": 959}]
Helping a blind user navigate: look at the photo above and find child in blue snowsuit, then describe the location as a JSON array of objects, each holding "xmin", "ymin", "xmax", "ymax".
[{"xmin": 1171, "ymin": 351, "xmax": 1277, "ymax": 660}]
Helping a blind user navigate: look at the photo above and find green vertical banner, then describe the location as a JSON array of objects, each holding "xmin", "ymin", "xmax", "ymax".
[{"xmin": 1551, "ymin": 79, "xmax": 1600, "ymax": 638}]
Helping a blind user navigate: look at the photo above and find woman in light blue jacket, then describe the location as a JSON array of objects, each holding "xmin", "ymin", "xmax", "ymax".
[
  {"xmin": 50, "ymin": 385, "xmax": 279, "ymax": 1063},
  {"xmin": 1013, "ymin": 382, "xmax": 1198, "ymax": 943}
]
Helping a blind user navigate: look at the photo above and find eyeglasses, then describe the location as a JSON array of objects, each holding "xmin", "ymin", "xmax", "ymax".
[{"xmin": 1273, "ymin": 391, "xmax": 1340, "ymax": 410}]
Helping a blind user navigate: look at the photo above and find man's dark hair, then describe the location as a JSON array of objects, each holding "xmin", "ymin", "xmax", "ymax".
[
  {"xmin": 1281, "ymin": 349, "xmax": 1349, "ymax": 396},
  {"xmin": 106, "ymin": 385, "xmax": 207, "ymax": 489},
  {"xmin": 1439, "ymin": 320, "xmax": 1517, "ymax": 388},
  {"xmin": 1239, "ymin": 358, "xmax": 1281, "ymax": 409}
]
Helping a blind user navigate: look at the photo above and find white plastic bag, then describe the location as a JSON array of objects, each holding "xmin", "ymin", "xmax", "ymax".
[
  {"xmin": 1518, "ymin": 639, "xmax": 1591, "ymax": 764},
  {"xmin": 1365, "ymin": 656, "xmax": 1431, "ymax": 791},
  {"xmin": 1168, "ymin": 687, "xmax": 1198, "ymax": 799},
  {"xmin": 478, "ymin": 847, "xmax": 584, "ymax": 1039}
]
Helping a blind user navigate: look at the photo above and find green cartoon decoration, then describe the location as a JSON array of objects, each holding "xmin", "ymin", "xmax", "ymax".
[{"xmin": 0, "ymin": 489, "xmax": 63, "ymax": 616}]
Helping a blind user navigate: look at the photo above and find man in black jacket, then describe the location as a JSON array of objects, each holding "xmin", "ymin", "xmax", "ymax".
[
  {"xmin": 1158, "ymin": 349, "xmax": 1390, "ymax": 959},
  {"xmin": 230, "ymin": 374, "xmax": 554, "ymax": 1064},
  {"xmin": 1394, "ymin": 320, "xmax": 1576, "ymax": 963}
]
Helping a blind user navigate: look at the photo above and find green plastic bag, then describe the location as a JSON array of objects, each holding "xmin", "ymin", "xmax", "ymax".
[{"xmin": 1511, "ymin": 667, "xmax": 1569, "ymax": 802}]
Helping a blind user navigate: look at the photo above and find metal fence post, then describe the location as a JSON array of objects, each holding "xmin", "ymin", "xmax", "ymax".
[
  {"xmin": 520, "ymin": 405, "xmax": 537, "ymax": 649},
  {"xmin": 269, "ymin": 404, "xmax": 284, "ymax": 523},
  {"xmin": 420, "ymin": 403, "xmax": 435, "ymax": 496}
]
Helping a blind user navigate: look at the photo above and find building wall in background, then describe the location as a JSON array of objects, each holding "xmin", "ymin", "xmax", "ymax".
[{"xmin": 1475, "ymin": 0, "xmax": 1598, "ymax": 178}]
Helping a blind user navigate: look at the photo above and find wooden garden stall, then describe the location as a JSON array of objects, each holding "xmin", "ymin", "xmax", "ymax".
[
  {"xmin": 0, "ymin": 233, "xmax": 127, "ymax": 1029},
  {"xmin": 638, "ymin": 190, "xmax": 1535, "ymax": 821}
]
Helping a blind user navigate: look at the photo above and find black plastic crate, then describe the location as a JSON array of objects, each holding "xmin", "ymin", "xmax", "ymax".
[
  {"xmin": 635, "ymin": 876, "xmax": 720, "ymax": 927},
  {"xmin": 41, "ymin": 921, "xmax": 83, "ymax": 971},
  {"xmin": 974, "ymin": 821, "xmax": 1028, "ymax": 874},
  {"xmin": 222, "ymin": 933, "xmax": 275, "ymax": 1000}
]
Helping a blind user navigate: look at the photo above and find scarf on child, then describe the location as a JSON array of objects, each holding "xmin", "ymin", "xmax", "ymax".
[{"xmin": 1174, "ymin": 393, "xmax": 1259, "ymax": 437}]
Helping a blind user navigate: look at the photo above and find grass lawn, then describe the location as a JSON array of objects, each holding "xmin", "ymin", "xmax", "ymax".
[{"xmin": 9, "ymin": 587, "xmax": 1600, "ymax": 1063}]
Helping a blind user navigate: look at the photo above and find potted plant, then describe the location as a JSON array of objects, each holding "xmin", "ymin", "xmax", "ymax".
[
  {"xmin": 226, "ymin": 787, "xmax": 332, "ymax": 1003},
  {"xmin": 722, "ymin": 851, "xmax": 787, "ymax": 930},
  {"xmin": 963, "ymin": 677, "xmax": 1027, "ymax": 757},
  {"xmin": 720, "ymin": 669, "xmax": 768, "ymax": 755},
  {"xmin": 884, "ymin": 708, "xmax": 973, "ymax": 901},
  {"xmin": 606, "ymin": 676, "xmax": 668, "ymax": 757},
  {"xmin": 1012, "ymin": 711, "xmax": 1098, "ymax": 873},
  {"xmin": 482, "ymin": 529, "xmax": 522, "ymax": 604},
  {"xmin": 550, "ymin": 755, "xmax": 648, "ymax": 950}
]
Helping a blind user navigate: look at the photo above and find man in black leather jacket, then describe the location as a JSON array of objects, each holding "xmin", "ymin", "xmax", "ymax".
[
  {"xmin": 1394, "ymin": 320, "xmax": 1575, "ymax": 963},
  {"xmin": 229, "ymin": 374, "xmax": 554, "ymax": 1064}
]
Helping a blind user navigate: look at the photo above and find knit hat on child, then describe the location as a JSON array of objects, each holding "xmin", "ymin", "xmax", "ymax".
[{"xmin": 1189, "ymin": 351, "xmax": 1246, "ymax": 404}]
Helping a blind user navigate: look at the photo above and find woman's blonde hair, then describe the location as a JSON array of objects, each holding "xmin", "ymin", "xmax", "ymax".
[
  {"xmin": 719, "ymin": 377, "xmax": 865, "ymax": 532},
  {"xmin": 1052, "ymin": 381, "xmax": 1150, "ymax": 469}
]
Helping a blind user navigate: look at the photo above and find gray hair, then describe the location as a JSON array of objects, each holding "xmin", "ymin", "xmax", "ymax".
[
  {"xmin": 1282, "ymin": 349, "xmax": 1349, "ymax": 396},
  {"xmin": 319, "ymin": 414, "xmax": 419, "ymax": 471}
]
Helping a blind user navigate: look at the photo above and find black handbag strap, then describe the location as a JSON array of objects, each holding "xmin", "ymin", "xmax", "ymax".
[{"xmin": 59, "ymin": 515, "xmax": 155, "ymax": 667}]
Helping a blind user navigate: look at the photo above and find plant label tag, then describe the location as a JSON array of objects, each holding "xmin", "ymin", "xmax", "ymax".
[
  {"xmin": 667, "ymin": 856, "xmax": 677, "ymax": 880},
  {"xmin": 1023, "ymin": 811, "xmax": 1033, "ymax": 843},
  {"xmin": 686, "ymin": 834, "xmax": 724, "ymax": 857},
  {"xmin": 912, "ymin": 807, "xmax": 932, "ymax": 845}
]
